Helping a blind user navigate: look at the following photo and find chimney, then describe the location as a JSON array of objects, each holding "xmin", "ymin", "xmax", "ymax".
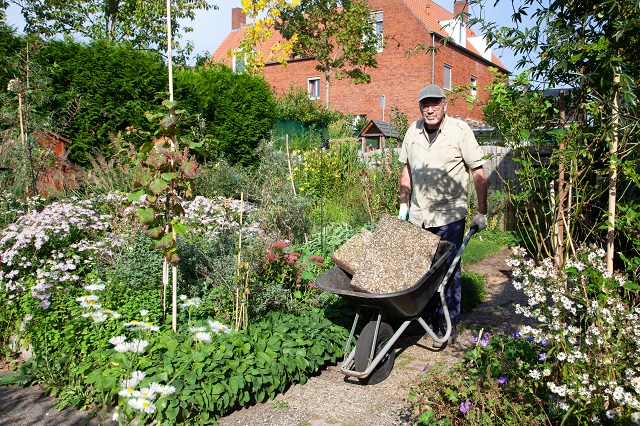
[
  {"xmin": 453, "ymin": 0, "xmax": 469, "ymax": 22},
  {"xmin": 232, "ymin": 7, "xmax": 246, "ymax": 31}
]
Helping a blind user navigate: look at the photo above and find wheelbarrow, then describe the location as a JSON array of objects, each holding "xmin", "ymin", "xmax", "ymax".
[{"xmin": 315, "ymin": 228, "xmax": 476, "ymax": 385}]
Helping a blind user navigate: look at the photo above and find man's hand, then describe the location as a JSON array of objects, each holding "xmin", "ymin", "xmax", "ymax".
[
  {"xmin": 398, "ymin": 203, "xmax": 408, "ymax": 221},
  {"xmin": 470, "ymin": 212, "xmax": 488, "ymax": 232}
]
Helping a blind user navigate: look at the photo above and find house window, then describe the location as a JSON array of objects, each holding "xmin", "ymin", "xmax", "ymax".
[
  {"xmin": 232, "ymin": 50, "xmax": 246, "ymax": 73},
  {"xmin": 444, "ymin": 65, "xmax": 452, "ymax": 90},
  {"xmin": 308, "ymin": 78, "xmax": 321, "ymax": 100},
  {"xmin": 470, "ymin": 76, "xmax": 477, "ymax": 98},
  {"xmin": 372, "ymin": 11, "xmax": 383, "ymax": 52}
]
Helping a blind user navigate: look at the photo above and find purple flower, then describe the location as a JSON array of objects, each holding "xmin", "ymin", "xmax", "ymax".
[
  {"xmin": 498, "ymin": 376, "xmax": 507, "ymax": 385},
  {"xmin": 513, "ymin": 330, "xmax": 521, "ymax": 339},
  {"xmin": 481, "ymin": 333, "xmax": 490, "ymax": 347},
  {"xmin": 539, "ymin": 353, "xmax": 547, "ymax": 362},
  {"xmin": 539, "ymin": 338, "xmax": 549, "ymax": 347},
  {"xmin": 423, "ymin": 363, "xmax": 429, "ymax": 371},
  {"xmin": 526, "ymin": 336, "xmax": 535, "ymax": 342},
  {"xmin": 460, "ymin": 400, "xmax": 472, "ymax": 414}
]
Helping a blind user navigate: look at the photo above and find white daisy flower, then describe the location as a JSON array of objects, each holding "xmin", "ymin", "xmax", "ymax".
[
  {"xmin": 138, "ymin": 387, "xmax": 156, "ymax": 400},
  {"xmin": 128, "ymin": 397, "xmax": 156, "ymax": 414},
  {"xmin": 194, "ymin": 332, "xmax": 212, "ymax": 344},
  {"xmin": 121, "ymin": 378, "xmax": 141, "ymax": 389},
  {"xmin": 131, "ymin": 371, "xmax": 146, "ymax": 382},
  {"xmin": 149, "ymin": 383, "xmax": 176, "ymax": 396},
  {"xmin": 83, "ymin": 283, "xmax": 105, "ymax": 292},
  {"xmin": 113, "ymin": 343, "xmax": 129, "ymax": 353},
  {"xmin": 118, "ymin": 387, "xmax": 140, "ymax": 398}
]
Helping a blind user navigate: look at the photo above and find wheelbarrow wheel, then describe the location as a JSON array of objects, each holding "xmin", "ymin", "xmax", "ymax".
[{"xmin": 354, "ymin": 321, "xmax": 395, "ymax": 385}]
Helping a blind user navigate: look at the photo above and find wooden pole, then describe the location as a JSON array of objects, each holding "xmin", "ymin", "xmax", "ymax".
[
  {"xmin": 17, "ymin": 93, "xmax": 30, "ymax": 203},
  {"xmin": 607, "ymin": 75, "xmax": 620, "ymax": 275},
  {"xmin": 555, "ymin": 90, "xmax": 567, "ymax": 267}
]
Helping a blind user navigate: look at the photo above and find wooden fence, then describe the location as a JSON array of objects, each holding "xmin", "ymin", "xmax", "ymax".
[{"xmin": 481, "ymin": 145, "xmax": 515, "ymax": 194}]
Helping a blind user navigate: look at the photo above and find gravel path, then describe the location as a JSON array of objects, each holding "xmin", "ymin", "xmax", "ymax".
[{"xmin": 218, "ymin": 248, "xmax": 526, "ymax": 426}]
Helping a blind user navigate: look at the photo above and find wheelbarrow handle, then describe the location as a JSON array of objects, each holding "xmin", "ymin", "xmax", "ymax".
[{"xmin": 440, "ymin": 227, "xmax": 476, "ymax": 289}]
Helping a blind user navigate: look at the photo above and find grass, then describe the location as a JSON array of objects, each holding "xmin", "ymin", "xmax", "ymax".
[
  {"xmin": 460, "ymin": 228, "xmax": 516, "ymax": 312},
  {"xmin": 462, "ymin": 228, "xmax": 518, "ymax": 265}
]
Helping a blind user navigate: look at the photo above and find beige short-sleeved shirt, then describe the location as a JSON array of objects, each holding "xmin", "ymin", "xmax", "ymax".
[{"xmin": 399, "ymin": 116, "xmax": 486, "ymax": 228}]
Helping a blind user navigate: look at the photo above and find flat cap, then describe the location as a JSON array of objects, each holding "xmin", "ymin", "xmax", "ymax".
[{"xmin": 418, "ymin": 84, "xmax": 446, "ymax": 102}]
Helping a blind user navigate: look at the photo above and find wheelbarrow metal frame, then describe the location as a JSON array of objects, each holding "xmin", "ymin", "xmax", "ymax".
[{"xmin": 319, "ymin": 229, "xmax": 476, "ymax": 380}]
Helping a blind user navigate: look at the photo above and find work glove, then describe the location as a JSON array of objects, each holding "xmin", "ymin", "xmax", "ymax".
[
  {"xmin": 398, "ymin": 203, "xmax": 408, "ymax": 221},
  {"xmin": 470, "ymin": 212, "xmax": 488, "ymax": 232}
]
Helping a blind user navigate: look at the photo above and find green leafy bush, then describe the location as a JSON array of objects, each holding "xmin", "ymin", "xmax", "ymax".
[
  {"xmin": 174, "ymin": 64, "xmax": 277, "ymax": 166},
  {"xmin": 33, "ymin": 39, "xmax": 168, "ymax": 165},
  {"xmin": 251, "ymin": 240, "xmax": 328, "ymax": 317}
]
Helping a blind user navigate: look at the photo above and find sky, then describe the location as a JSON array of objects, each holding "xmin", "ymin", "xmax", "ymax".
[{"xmin": 4, "ymin": 0, "xmax": 528, "ymax": 72}]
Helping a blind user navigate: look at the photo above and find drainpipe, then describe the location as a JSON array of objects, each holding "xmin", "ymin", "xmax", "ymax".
[{"xmin": 430, "ymin": 31, "xmax": 435, "ymax": 84}]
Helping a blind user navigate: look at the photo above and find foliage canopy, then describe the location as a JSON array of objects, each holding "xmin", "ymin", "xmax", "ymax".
[
  {"xmin": 274, "ymin": 0, "xmax": 380, "ymax": 108},
  {"xmin": 10, "ymin": 0, "xmax": 214, "ymax": 61}
]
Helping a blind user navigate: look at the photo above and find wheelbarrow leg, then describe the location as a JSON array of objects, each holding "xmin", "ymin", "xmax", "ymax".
[{"xmin": 340, "ymin": 308, "xmax": 400, "ymax": 384}]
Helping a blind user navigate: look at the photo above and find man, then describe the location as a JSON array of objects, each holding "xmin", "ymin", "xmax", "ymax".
[{"xmin": 398, "ymin": 84, "xmax": 488, "ymax": 348}]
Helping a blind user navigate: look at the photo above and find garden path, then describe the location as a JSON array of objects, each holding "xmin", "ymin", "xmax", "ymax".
[{"xmin": 0, "ymin": 247, "xmax": 524, "ymax": 426}]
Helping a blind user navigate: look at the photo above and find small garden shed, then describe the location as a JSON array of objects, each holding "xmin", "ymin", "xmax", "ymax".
[{"xmin": 357, "ymin": 120, "xmax": 400, "ymax": 153}]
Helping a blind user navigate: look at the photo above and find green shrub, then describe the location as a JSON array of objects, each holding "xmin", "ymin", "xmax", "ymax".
[
  {"xmin": 460, "ymin": 271, "xmax": 487, "ymax": 313},
  {"xmin": 11, "ymin": 309, "xmax": 348, "ymax": 424},
  {"xmin": 33, "ymin": 39, "xmax": 168, "ymax": 165},
  {"xmin": 174, "ymin": 64, "xmax": 277, "ymax": 166},
  {"xmin": 275, "ymin": 86, "xmax": 340, "ymax": 128}
]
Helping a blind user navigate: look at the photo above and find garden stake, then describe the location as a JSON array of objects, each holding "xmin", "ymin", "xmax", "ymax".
[
  {"xmin": 286, "ymin": 134, "xmax": 297, "ymax": 196},
  {"xmin": 234, "ymin": 192, "xmax": 249, "ymax": 331}
]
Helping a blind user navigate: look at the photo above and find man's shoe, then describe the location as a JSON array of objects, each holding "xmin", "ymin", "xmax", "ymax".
[{"xmin": 432, "ymin": 326, "xmax": 457, "ymax": 349}]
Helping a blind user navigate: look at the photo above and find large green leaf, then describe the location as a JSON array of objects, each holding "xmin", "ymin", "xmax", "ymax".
[{"xmin": 136, "ymin": 207, "xmax": 155, "ymax": 224}]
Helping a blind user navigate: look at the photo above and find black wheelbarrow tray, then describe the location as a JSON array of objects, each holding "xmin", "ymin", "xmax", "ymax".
[{"xmin": 315, "ymin": 229, "xmax": 476, "ymax": 385}]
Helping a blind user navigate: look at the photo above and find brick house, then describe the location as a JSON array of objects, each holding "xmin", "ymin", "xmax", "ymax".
[{"xmin": 211, "ymin": 0, "xmax": 507, "ymax": 125}]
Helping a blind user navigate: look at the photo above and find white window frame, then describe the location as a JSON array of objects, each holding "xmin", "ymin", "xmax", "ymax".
[
  {"xmin": 232, "ymin": 50, "xmax": 246, "ymax": 73},
  {"xmin": 372, "ymin": 10, "xmax": 383, "ymax": 53},
  {"xmin": 470, "ymin": 75, "xmax": 477, "ymax": 98},
  {"xmin": 444, "ymin": 64, "xmax": 452, "ymax": 91},
  {"xmin": 308, "ymin": 77, "xmax": 321, "ymax": 100}
]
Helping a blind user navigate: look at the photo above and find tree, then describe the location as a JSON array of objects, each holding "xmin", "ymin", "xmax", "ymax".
[
  {"xmin": 273, "ymin": 0, "xmax": 379, "ymax": 108},
  {"xmin": 0, "ymin": 21, "xmax": 23, "ymax": 92},
  {"xmin": 471, "ymin": 0, "xmax": 640, "ymax": 276},
  {"xmin": 9, "ymin": 0, "xmax": 214, "ymax": 60}
]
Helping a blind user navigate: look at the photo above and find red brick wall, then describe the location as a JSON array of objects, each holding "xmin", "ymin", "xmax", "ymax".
[{"xmin": 219, "ymin": 0, "xmax": 503, "ymax": 124}]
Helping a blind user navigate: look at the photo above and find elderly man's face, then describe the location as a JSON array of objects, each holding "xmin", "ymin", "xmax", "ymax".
[{"xmin": 419, "ymin": 98, "xmax": 447, "ymax": 129}]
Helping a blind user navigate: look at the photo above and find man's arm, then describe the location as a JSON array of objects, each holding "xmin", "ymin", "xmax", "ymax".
[
  {"xmin": 471, "ymin": 166, "xmax": 487, "ymax": 215},
  {"xmin": 399, "ymin": 163, "xmax": 412, "ymax": 203}
]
